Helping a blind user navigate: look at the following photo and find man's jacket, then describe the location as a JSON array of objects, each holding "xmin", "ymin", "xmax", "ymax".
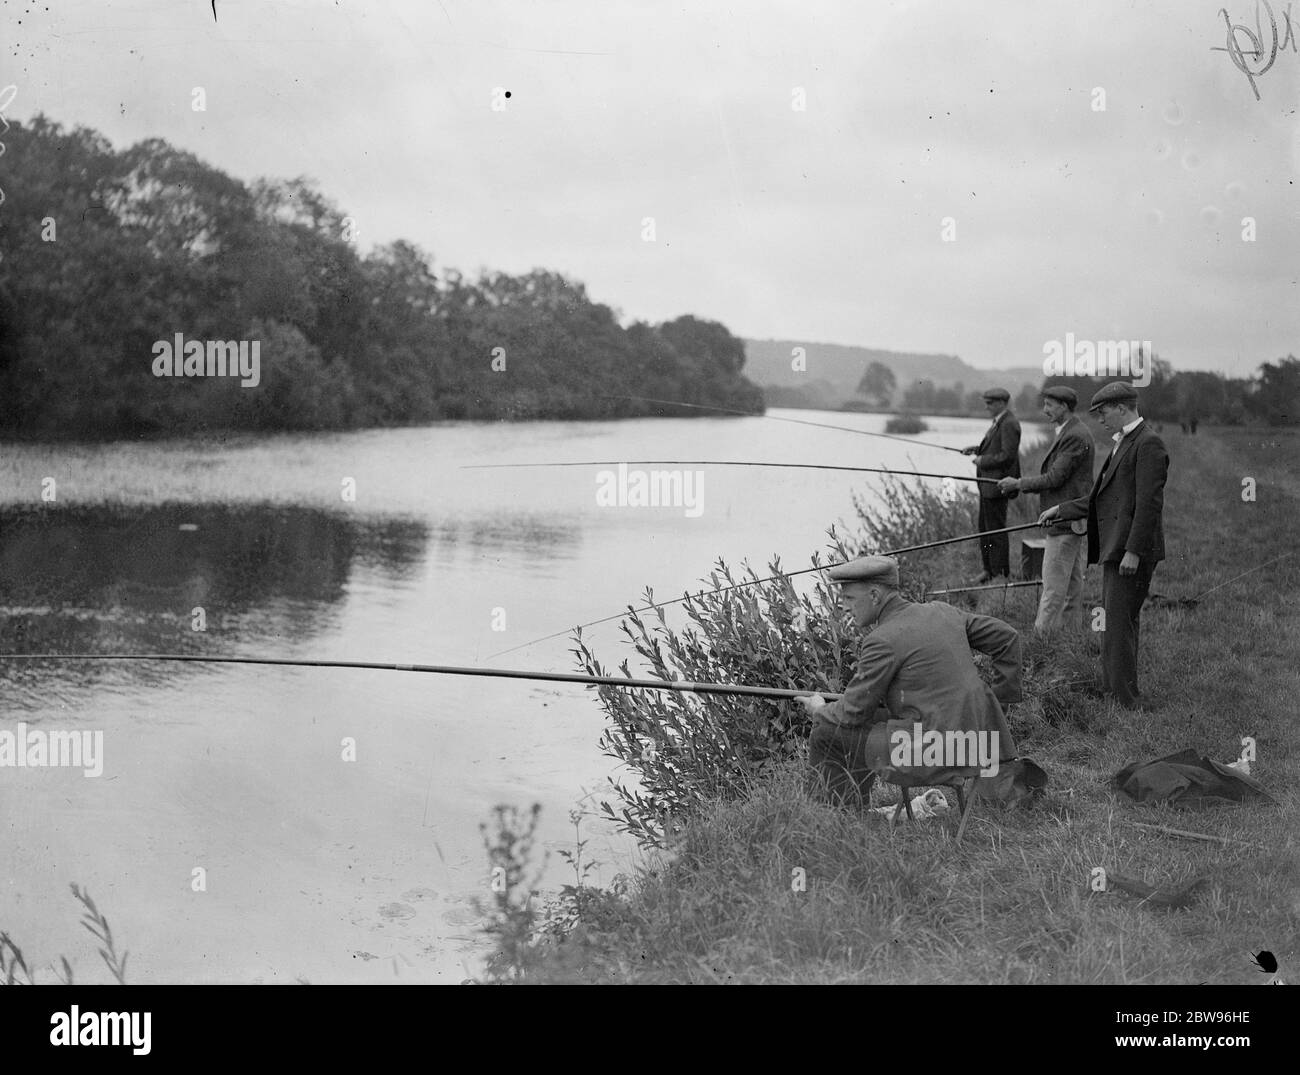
[
  {"xmin": 1018, "ymin": 414, "xmax": 1094, "ymax": 536},
  {"xmin": 1056, "ymin": 419, "xmax": 1168, "ymax": 565},
  {"xmin": 974, "ymin": 411, "xmax": 1021, "ymax": 500},
  {"xmin": 819, "ymin": 595, "xmax": 1020, "ymax": 781}
]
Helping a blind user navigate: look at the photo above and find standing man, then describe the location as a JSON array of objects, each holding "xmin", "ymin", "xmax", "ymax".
[
  {"xmin": 795, "ymin": 555, "xmax": 1021, "ymax": 806},
  {"xmin": 962, "ymin": 387, "xmax": 1021, "ymax": 583},
  {"xmin": 1038, "ymin": 382, "xmax": 1169, "ymax": 709},
  {"xmin": 997, "ymin": 386, "xmax": 1094, "ymax": 634}
]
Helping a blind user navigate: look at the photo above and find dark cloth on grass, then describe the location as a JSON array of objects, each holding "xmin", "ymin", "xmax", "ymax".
[{"xmin": 1113, "ymin": 749, "xmax": 1276, "ymax": 806}]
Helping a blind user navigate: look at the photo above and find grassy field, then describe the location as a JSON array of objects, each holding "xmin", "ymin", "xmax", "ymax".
[{"xmin": 484, "ymin": 422, "xmax": 1300, "ymax": 984}]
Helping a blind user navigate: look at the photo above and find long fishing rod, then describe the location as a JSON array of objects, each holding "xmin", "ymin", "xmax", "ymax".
[
  {"xmin": 0, "ymin": 653, "xmax": 844, "ymax": 701},
  {"xmin": 487, "ymin": 522, "xmax": 1043, "ymax": 659},
  {"xmin": 601, "ymin": 393, "xmax": 967, "ymax": 454},
  {"xmin": 462, "ymin": 460, "xmax": 998, "ymax": 485},
  {"xmin": 925, "ymin": 580, "xmax": 1042, "ymax": 597}
]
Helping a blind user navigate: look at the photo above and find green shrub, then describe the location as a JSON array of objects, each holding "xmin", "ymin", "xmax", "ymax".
[
  {"xmin": 884, "ymin": 413, "xmax": 929, "ymax": 434},
  {"xmin": 577, "ymin": 477, "xmax": 980, "ymax": 849}
]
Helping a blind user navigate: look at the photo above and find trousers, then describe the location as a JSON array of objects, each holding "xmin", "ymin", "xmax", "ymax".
[
  {"xmin": 978, "ymin": 497, "xmax": 1010, "ymax": 576},
  {"xmin": 1035, "ymin": 531, "xmax": 1087, "ymax": 633},
  {"xmin": 1101, "ymin": 559, "xmax": 1157, "ymax": 708},
  {"xmin": 807, "ymin": 717, "xmax": 878, "ymax": 806}
]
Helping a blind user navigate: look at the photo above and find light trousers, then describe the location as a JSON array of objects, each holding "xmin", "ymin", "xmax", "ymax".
[{"xmin": 1035, "ymin": 531, "xmax": 1087, "ymax": 634}]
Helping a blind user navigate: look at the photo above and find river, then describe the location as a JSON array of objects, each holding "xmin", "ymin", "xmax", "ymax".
[{"xmin": 0, "ymin": 409, "xmax": 1036, "ymax": 982}]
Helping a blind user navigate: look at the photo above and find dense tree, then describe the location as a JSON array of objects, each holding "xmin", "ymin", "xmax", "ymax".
[
  {"xmin": 0, "ymin": 116, "xmax": 763, "ymax": 439},
  {"xmin": 1248, "ymin": 357, "xmax": 1300, "ymax": 425},
  {"xmin": 1014, "ymin": 383, "xmax": 1039, "ymax": 416},
  {"xmin": 856, "ymin": 361, "xmax": 896, "ymax": 407}
]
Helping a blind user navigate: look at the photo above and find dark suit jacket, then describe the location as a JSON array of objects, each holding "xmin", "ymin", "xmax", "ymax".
[
  {"xmin": 973, "ymin": 411, "xmax": 1021, "ymax": 500},
  {"xmin": 1056, "ymin": 420, "xmax": 1168, "ymax": 565},
  {"xmin": 1018, "ymin": 414, "xmax": 1094, "ymax": 536},
  {"xmin": 819, "ymin": 595, "xmax": 1020, "ymax": 781}
]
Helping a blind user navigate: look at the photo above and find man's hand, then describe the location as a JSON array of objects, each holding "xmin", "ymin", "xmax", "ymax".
[
  {"xmin": 997, "ymin": 477, "xmax": 1020, "ymax": 494},
  {"xmin": 961, "ymin": 446, "xmax": 978, "ymax": 456},
  {"xmin": 794, "ymin": 694, "xmax": 826, "ymax": 717},
  {"xmin": 1119, "ymin": 551, "xmax": 1140, "ymax": 576},
  {"xmin": 1037, "ymin": 506, "xmax": 1060, "ymax": 527}
]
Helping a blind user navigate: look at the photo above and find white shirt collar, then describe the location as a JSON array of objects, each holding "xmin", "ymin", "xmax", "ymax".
[{"xmin": 1111, "ymin": 415, "xmax": 1143, "ymax": 443}]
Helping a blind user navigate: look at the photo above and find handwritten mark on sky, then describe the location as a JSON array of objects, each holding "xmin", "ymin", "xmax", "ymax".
[{"xmin": 1212, "ymin": 1, "xmax": 1298, "ymax": 100}]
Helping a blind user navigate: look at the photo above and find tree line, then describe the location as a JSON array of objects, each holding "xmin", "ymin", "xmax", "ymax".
[
  {"xmin": 1027, "ymin": 355, "xmax": 1298, "ymax": 426},
  {"xmin": 0, "ymin": 116, "xmax": 763, "ymax": 440},
  {"xmin": 855, "ymin": 356, "xmax": 1299, "ymax": 425}
]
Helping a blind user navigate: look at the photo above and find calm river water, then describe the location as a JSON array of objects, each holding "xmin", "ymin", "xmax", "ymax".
[{"xmin": 0, "ymin": 410, "xmax": 1036, "ymax": 982}]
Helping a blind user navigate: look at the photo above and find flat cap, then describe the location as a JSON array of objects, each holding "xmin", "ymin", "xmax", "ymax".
[
  {"xmin": 828, "ymin": 554, "xmax": 900, "ymax": 587},
  {"xmin": 981, "ymin": 387, "xmax": 1011, "ymax": 401},
  {"xmin": 1041, "ymin": 385, "xmax": 1078, "ymax": 408},
  {"xmin": 1088, "ymin": 381, "xmax": 1139, "ymax": 412}
]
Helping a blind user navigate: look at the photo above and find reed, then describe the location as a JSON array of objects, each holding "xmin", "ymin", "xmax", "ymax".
[{"xmin": 0, "ymin": 884, "xmax": 127, "ymax": 985}]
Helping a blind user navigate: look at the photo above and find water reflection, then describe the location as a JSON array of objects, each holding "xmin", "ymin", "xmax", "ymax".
[{"xmin": 0, "ymin": 504, "xmax": 424, "ymax": 667}]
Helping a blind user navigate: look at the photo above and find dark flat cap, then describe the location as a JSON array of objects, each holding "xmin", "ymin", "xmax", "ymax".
[
  {"xmin": 981, "ymin": 387, "xmax": 1011, "ymax": 401},
  {"xmin": 828, "ymin": 554, "xmax": 900, "ymax": 587},
  {"xmin": 1088, "ymin": 381, "xmax": 1139, "ymax": 412},
  {"xmin": 1042, "ymin": 385, "xmax": 1078, "ymax": 407}
]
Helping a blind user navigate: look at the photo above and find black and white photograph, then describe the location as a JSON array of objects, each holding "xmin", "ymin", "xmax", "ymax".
[{"xmin": 1, "ymin": 0, "xmax": 1297, "ymax": 1041}]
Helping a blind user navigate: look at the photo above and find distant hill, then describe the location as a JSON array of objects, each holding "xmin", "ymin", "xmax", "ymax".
[{"xmin": 744, "ymin": 338, "xmax": 1043, "ymax": 410}]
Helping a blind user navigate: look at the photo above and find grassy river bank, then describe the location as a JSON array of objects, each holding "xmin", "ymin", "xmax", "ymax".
[{"xmin": 478, "ymin": 423, "xmax": 1300, "ymax": 984}]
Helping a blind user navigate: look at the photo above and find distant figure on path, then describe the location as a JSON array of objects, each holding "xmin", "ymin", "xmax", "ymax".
[
  {"xmin": 962, "ymin": 387, "xmax": 1021, "ymax": 583},
  {"xmin": 1038, "ymin": 382, "xmax": 1169, "ymax": 709},
  {"xmin": 997, "ymin": 385, "xmax": 1094, "ymax": 634}
]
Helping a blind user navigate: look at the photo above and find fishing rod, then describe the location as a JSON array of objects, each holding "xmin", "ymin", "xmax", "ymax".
[
  {"xmin": 462, "ymin": 460, "xmax": 998, "ymax": 485},
  {"xmin": 1189, "ymin": 551, "xmax": 1294, "ymax": 601},
  {"xmin": 601, "ymin": 393, "xmax": 968, "ymax": 454},
  {"xmin": 487, "ymin": 522, "xmax": 1043, "ymax": 659},
  {"xmin": 926, "ymin": 580, "xmax": 1042, "ymax": 597},
  {"xmin": 0, "ymin": 653, "xmax": 844, "ymax": 701}
]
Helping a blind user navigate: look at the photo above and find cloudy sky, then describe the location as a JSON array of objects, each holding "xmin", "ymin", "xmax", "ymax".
[{"xmin": 5, "ymin": 0, "xmax": 1298, "ymax": 375}]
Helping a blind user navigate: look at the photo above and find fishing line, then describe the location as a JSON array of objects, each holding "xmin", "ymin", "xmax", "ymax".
[
  {"xmin": 462, "ymin": 460, "xmax": 997, "ymax": 484},
  {"xmin": 487, "ymin": 522, "xmax": 1042, "ymax": 659},
  {"xmin": 600, "ymin": 393, "xmax": 968, "ymax": 454}
]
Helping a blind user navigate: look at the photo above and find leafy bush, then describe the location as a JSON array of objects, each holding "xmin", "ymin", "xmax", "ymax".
[
  {"xmin": 884, "ymin": 413, "xmax": 929, "ymax": 434},
  {"xmin": 577, "ymin": 477, "xmax": 981, "ymax": 848},
  {"xmin": 475, "ymin": 804, "xmax": 547, "ymax": 983}
]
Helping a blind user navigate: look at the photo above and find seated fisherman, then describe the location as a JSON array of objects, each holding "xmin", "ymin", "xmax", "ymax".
[{"xmin": 795, "ymin": 555, "xmax": 1022, "ymax": 806}]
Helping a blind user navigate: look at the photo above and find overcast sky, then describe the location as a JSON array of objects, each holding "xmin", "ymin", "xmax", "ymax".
[{"xmin": 5, "ymin": 0, "xmax": 1298, "ymax": 375}]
